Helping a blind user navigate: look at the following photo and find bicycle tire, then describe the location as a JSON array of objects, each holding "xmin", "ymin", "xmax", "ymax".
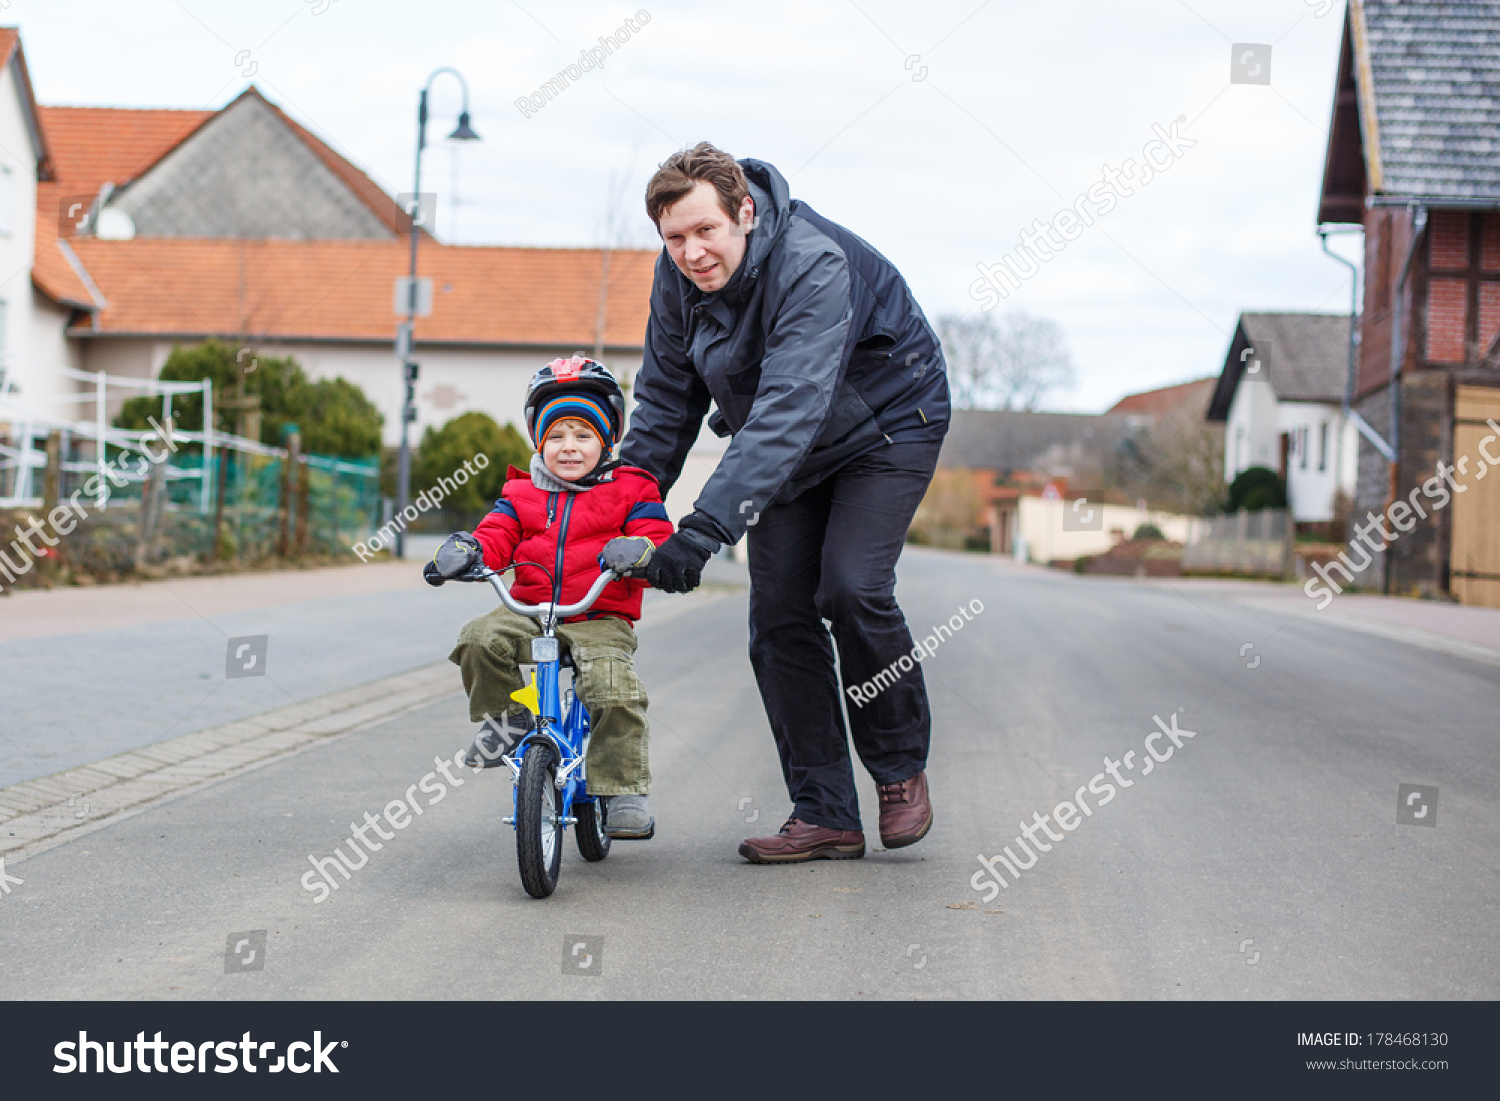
[
  {"xmin": 574, "ymin": 797, "xmax": 611, "ymax": 862},
  {"xmin": 516, "ymin": 741, "xmax": 563, "ymax": 898}
]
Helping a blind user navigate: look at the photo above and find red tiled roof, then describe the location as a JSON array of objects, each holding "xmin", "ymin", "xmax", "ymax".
[
  {"xmin": 37, "ymin": 104, "xmax": 213, "ymax": 198},
  {"xmin": 32, "ymin": 104, "xmax": 215, "ymax": 308},
  {"xmin": 65, "ymin": 236, "xmax": 658, "ymax": 348},
  {"xmin": 24, "ymin": 75, "xmax": 657, "ymax": 347},
  {"xmin": 1107, "ymin": 377, "xmax": 1216, "ymax": 417}
]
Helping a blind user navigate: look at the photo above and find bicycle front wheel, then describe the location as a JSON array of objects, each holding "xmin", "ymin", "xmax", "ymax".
[{"xmin": 516, "ymin": 742, "xmax": 563, "ymax": 898}]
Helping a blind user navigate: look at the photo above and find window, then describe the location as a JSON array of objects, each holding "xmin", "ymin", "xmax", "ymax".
[
  {"xmin": 1318, "ymin": 421, "xmax": 1328, "ymax": 472},
  {"xmin": 1298, "ymin": 425, "xmax": 1309, "ymax": 470}
]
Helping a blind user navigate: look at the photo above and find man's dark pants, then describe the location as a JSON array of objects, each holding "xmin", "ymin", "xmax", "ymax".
[{"xmin": 745, "ymin": 436, "xmax": 944, "ymax": 832}]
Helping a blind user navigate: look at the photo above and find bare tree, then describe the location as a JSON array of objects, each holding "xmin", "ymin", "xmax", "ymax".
[
  {"xmin": 592, "ymin": 142, "xmax": 657, "ymax": 364},
  {"xmin": 935, "ymin": 310, "xmax": 1076, "ymax": 410},
  {"xmin": 934, "ymin": 314, "xmax": 1003, "ymax": 409},
  {"xmin": 1117, "ymin": 397, "xmax": 1226, "ymax": 515}
]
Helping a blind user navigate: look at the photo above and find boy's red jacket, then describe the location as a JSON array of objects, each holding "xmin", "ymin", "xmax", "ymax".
[{"xmin": 472, "ymin": 464, "xmax": 675, "ymax": 624}]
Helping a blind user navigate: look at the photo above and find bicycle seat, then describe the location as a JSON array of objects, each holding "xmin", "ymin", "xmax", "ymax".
[{"xmin": 558, "ymin": 650, "xmax": 574, "ymax": 669}]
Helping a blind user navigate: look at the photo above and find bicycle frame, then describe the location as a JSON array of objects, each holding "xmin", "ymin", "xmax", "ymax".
[{"xmin": 486, "ymin": 568, "xmax": 618, "ymax": 828}]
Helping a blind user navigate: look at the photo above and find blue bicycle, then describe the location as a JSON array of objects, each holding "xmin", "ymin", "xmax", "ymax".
[{"xmin": 480, "ymin": 563, "xmax": 622, "ymax": 899}]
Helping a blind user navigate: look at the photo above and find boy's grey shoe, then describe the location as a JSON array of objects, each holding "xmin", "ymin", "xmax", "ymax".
[
  {"xmin": 463, "ymin": 711, "xmax": 535, "ymax": 769},
  {"xmin": 603, "ymin": 794, "xmax": 655, "ymax": 840}
]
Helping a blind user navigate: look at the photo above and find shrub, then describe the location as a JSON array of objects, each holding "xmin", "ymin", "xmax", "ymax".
[
  {"xmin": 116, "ymin": 340, "xmax": 382, "ymax": 459},
  {"xmin": 414, "ymin": 412, "xmax": 531, "ymax": 517},
  {"xmin": 1226, "ymin": 466, "xmax": 1286, "ymax": 512}
]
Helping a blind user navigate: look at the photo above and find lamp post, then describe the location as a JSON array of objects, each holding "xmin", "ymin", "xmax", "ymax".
[{"xmin": 395, "ymin": 66, "xmax": 480, "ymax": 558}]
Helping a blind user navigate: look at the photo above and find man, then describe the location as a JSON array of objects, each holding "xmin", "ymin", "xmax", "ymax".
[{"xmin": 621, "ymin": 142, "xmax": 950, "ymax": 862}]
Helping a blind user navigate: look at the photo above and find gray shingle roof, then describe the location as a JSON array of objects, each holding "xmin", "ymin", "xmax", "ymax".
[
  {"xmin": 1360, "ymin": 0, "xmax": 1500, "ymax": 200},
  {"xmin": 1207, "ymin": 312, "xmax": 1353, "ymax": 420},
  {"xmin": 937, "ymin": 409, "xmax": 1137, "ymax": 471}
]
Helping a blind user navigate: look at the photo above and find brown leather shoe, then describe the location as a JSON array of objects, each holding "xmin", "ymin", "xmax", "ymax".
[
  {"xmin": 878, "ymin": 771, "xmax": 933, "ymax": 848},
  {"xmin": 739, "ymin": 818, "xmax": 865, "ymax": 863}
]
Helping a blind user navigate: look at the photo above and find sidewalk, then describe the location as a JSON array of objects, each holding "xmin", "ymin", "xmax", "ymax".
[
  {"xmin": 1133, "ymin": 572, "xmax": 1500, "ymax": 666},
  {"xmin": 958, "ymin": 548, "xmax": 1500, "ymax": 665},
  {"xmin": 0, "ymin": 559, "xmax": 425, "ymax": 643}
]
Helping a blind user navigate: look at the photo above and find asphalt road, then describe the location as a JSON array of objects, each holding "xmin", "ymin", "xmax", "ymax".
[{"xmin": 2, "ymin": 549, "xmax": 1496, "ymax": 999}]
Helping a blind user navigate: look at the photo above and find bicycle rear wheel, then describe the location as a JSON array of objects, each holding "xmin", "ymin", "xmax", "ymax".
[
  {"xmin": 516, "ymin": 742, "xmax": 563, "ymax": 898},
  {"xmin": 574, "ymin": 797, "xmax": 611, "ymax": 862}
]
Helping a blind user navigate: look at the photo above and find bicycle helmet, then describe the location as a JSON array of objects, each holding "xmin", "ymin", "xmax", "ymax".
[{"xmin": 523, "ymin": 355, "xmax": 625, "ymax": 450}]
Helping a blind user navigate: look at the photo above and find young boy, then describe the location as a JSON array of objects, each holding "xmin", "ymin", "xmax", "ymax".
[{"xmin": 425, "ymin": 357, "xmax": 673, "ymax": 839}]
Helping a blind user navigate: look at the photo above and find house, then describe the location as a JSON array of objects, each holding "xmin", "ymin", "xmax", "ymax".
[
  {"xmin": 27, "ymin": 86, "xmax": 657, "ymax": 449},
  {"xmin": 1316, "ymin": 0, "xmax": 1500, "ymax": 606},
  {"xmin": 926, "ymin": 408, "xmax": 1138, "ymax": 553},
  {"xmin": 0, "ymin": 27, "xmax": 732, "ymax": 522},
  {"xmin": 920, "ymin": 403, "xmax": 1203, "ymax": 560},
  {"xmin": 1205, "ymin": 311, "xmax": 1359, "ymax": 527}
]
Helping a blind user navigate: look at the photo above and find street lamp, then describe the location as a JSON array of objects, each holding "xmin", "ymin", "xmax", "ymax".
[{"xmin": 395, "ymin": 66, "xmax": 480, "ymax": 558}]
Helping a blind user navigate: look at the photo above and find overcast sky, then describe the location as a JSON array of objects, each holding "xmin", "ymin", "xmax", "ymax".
[{"xmin": 17, "ymin": 0, "xmax": 1361, "ymax": 412}]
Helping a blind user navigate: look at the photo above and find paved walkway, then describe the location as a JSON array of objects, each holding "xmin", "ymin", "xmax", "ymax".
[
  {"xmin": 990, "ymin": 556, "xmax": 1500, "ymax": 666},
  {"xmin": 0, "ymin": 559, "xmax": 425, "ymax": 643}
]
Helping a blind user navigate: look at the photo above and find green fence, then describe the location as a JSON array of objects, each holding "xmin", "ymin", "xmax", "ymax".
[{"xmin": 13, "ymin": 437, "xmax": 382, "ymax": 576}]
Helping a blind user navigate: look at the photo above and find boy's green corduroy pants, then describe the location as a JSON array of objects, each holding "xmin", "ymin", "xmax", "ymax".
[{"xmin": 449, "ymin": 606, "xmax": 650, "ymax": 795}]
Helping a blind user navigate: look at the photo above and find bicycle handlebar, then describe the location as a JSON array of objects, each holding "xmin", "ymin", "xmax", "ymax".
[{"xmin": 484, "ymin": 566, "xmax": 620, "ymax": 623}]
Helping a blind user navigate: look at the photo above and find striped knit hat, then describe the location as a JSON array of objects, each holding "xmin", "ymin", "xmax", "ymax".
[{"xmin": 532, "ymin": 392, "xmax": 616, "ymax": 450}]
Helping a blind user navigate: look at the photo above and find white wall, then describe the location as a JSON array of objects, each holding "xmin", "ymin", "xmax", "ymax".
[
  {"xmin": 1018, "ymin": 495, "xmax": 1200, "ymax": 563},
  {"xmin": 1224, "ymin": 373, "xmax": 1280, "ymax": 483},
  {"xmin": 1278, "ymin": 401, "xmax": 1355, "ymax": 523},
  {"xmin": 264, "ymin": 342, "xmax": 641, "ymax": 448},
  {"xmin": 0, "ymin": 60, "xmax": 81, "ymax": 424},
  {"xmin": 1223, "ymin": 371, "xmax": 1357, "ymax": 524}
]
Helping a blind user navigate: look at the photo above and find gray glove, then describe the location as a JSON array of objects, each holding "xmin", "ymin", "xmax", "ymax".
[
  {"xmin": 600, "ymin": 536, "xmax": 655, "ymax": 577},
  {"xmin": 428, "ymin": 532, "xmax": 487, "ymax": 584}
]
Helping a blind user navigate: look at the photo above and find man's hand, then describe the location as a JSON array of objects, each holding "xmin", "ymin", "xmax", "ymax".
[
  {"xmin": 600, "ymin": 536, "xmax": 655, "ymax": 576},
  {"xmin": 425, "ymin": 532, "xmax": 487, "ymax": 586},
  {"xmin": 645, "ymin": 526, "xmax": 718, "ymax": 593}
]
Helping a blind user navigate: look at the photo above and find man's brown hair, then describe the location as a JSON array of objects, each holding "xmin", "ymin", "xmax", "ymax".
[{"xmin": 644, "ymin": 141, "xmax": 749, "ymax": 230}]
